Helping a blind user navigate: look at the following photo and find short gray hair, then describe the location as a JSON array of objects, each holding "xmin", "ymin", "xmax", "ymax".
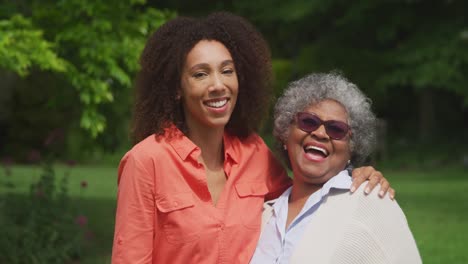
[{"xmin": 273, "ymin": 72, "xmax": 377, "ymax": 166}]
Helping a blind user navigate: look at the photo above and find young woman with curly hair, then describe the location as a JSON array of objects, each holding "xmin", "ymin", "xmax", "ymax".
[{"xmin": 111, "ymin": 12, "xmax": 393, "ymax": 264}]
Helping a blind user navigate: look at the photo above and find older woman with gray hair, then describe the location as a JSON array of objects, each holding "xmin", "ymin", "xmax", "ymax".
[{"xmin": 250, "ymin": 72, "xmax": 421, "ymax": 264}]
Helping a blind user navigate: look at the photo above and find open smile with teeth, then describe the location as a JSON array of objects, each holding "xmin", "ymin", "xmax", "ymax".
[
  {"xmin": 304, "ymin": 145, "xmax": 329, "ymax": 158},
  {"xmin": 205, "ymin": 99, "xmax": 228, "ymax": 108}
]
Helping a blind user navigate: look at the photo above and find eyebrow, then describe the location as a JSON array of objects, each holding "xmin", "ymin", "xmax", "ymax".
[
  {"xmin": 220, "ymin": 60, "xmax": 234, "ymax": 67},
  {"xmin": 189, "ymin": 60, "xmax": 234, "ymax": 71}
]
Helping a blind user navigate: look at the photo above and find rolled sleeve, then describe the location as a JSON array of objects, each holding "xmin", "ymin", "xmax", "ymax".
[{"xmin": 112, "ymin": 153, "xmax": 155, "ymax": 264}]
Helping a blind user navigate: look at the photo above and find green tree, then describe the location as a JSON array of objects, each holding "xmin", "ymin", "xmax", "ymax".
[
  {"xmin": 232, "ymin": 0, "xmax": 468, "ymax": 143},
  {"xmin": 0, "ymin": 14, "xmax": 66, "ymax": 75},
  {"xmin": 0, "ymin": 0, "xmax": 175, "ymax": 137}
]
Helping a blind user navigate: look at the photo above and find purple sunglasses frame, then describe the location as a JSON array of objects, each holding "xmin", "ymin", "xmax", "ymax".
[{"xmin": 295, "ymin": 112, "xmax": 351, "ymax": 140}]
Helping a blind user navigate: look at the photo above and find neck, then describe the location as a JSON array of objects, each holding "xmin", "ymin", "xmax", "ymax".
[
  {"xmin": 289, "ymin": 180, "xmax": 323, "ymax": 205},
  {"xmin": 286, "ymin": 180, "xmax": 323, "ymax": 229},
  {"xmin": 186, "ymin": 124, "xmax": 225, "ymax": 170},
  {"xmin": 286, "ymin": 169, "xmax": 347, "ymax": 228}
]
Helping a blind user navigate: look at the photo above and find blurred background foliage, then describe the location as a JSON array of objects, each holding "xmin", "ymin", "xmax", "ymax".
[
  {"xmin": 1, "ymin": 0, "xmax": 467, "ymax": 168},
  {"xmin": 0, "ymin": 0, "xmax": 175, "ymax": 162}
]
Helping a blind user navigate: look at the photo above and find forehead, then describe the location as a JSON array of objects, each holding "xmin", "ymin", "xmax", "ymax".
[
  {"xmin": 184, "ymin": 40, "xmax": 233, "ymax": 66},
  {"xmin": 303, "ymin": 99, "xmax": 348, "ymax": 121}
]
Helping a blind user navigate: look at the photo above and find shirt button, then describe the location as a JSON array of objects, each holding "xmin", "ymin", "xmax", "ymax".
[{"xmin": 218, "ymin": 223, "xmax": 225, "ymax": 230}]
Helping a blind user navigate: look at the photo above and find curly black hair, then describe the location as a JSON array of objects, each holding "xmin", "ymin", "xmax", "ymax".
[{"xmin": 132, "ymin": 12, "xmax": 273, "ymax": 143}]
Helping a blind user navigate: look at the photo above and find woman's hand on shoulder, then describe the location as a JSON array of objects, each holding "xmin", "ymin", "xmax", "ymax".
[{"xmin": 350, "ymin": 166, "xmax": 395, "ymax": 200}]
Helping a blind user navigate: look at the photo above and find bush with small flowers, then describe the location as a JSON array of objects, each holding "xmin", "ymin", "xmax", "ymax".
[{"xmin": 0, "ymin": 131, "xmax": 87, "ymax": 263}]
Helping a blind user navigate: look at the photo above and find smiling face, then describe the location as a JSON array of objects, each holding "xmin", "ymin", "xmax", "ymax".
[
  {"xmin": 180, "ymin": 40, "xmax": 238, "ymax": 134},
  {"xmin": 286, "ymin": 99, "xmax": 352, "ymax": 186}
]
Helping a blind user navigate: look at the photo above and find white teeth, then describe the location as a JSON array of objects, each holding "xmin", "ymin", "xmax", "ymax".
[
  {"xmin": 205, "ymin": 99, "xmax": 227, "ymax": 108},
  {"xmin": 305, "ymin": 145, "xmax": 328, "ymax": 156}
]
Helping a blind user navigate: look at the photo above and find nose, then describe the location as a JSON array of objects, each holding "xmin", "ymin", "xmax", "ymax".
[
  {"xmin": 208, "ymin": 73, "xmax": 226, "ymax": 93},
  {"xmin": 310, "ymin": 124, "xmax": 329, "ymax": 140}
]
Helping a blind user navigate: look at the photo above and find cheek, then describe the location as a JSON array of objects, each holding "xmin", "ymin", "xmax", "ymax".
[
  {"xmin": 180, "ymin": 81, "xmax": 191, "ymax": 98},
  {"xmin": 286, "ymin": 130, "xmax": 304, "ymax": 156},
  {"xmin": 230, "ymin": 83, "xmax": 239, "ymax": 96},
  {"xmin": 227, "ymin": 76, "xmax": 239, "ymax": 91},
  {"xmin": 181, "ymin": 77, "xmax": 204, "ymax": 97},
  {"xmin": 335, "ymin": 141, "xmax": 351, "ymax": 161}
]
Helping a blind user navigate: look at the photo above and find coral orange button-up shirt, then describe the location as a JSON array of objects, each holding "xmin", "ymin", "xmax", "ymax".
[{"xmin": 112, "ymin": 127, "xmax": 290, "ymax": 264}]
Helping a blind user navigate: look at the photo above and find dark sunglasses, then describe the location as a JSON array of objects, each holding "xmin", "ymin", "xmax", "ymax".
[{"xmin": 295, "ymin": 112, "xmax": 350, "ymax": 140}]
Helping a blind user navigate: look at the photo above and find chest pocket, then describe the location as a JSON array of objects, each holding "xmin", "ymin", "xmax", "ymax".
[
  {"xmin": 235, "ymin": 182, "xmax": 269, "ymax": 229},
  {"xmin": 156, "ymin": 192, "xmax": 194, "ymax": 212},
  {"xmin": 156, "ymin": 192, "xmax": 200, "ymax": 244}
]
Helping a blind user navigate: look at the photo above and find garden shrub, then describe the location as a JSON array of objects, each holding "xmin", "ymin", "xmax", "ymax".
[{"xmin": 0, "ymin": 159, "xmax": 85, "ymax": 263}]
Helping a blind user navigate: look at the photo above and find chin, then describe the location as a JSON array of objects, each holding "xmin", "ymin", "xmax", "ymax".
[{"xmin": 207, "ymin": 118, "xmax": 231, "ymax": 129}]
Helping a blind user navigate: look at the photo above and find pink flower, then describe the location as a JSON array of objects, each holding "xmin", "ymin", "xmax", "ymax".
[
  {"xmin": 75, "ymin": 215, "xmax": 88, "ymax": 227},
  {"xmin": 80, "ymin": 181, "xmax": 88, "ymax": 188}
]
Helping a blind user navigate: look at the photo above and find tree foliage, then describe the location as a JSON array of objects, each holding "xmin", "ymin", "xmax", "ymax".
[
  {"xmin": 234, "ymin": 0, "xmax": 468, "ymax": 99},
  {"xmin": 2, "ymin": 0, "xmax": 467, "ymax": 160},
  {"xmin": 229, "ymin": 0, "xmax": 468, "ymax": 144},
  {"xmin": 0, "ymin": 0, "xmax": 175, "ymax": 137},
  {"xmin": 0, "ymin": 14, "xmax": 66, "ymax": 76}
]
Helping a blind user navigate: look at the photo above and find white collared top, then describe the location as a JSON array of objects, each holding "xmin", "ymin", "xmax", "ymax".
[{"xmin": 250, "ymin": 170, "xmax": 352, "ymax": 264}]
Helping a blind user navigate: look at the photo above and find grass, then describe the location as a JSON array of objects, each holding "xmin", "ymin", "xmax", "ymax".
[
  {"xmin": 385, "ymin": 167, "xmax": 468, "ymax": 263},
  {"xmin": 0, "ymin": 165, "xmax": 117, "ymax": 263},
  {"xmin": 1, "ymin": 164, "xmax": 467, "ymax": 263}
]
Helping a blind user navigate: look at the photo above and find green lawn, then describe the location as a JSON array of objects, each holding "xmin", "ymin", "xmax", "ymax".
[
  {"xmin": 386, "ymin": 167, "xmax": 468, "ymax": 264},
  {"xmin": 1, "ymin": 165, "xmax": 117, "ymax": 264},
  {"xmin": 1, "ymin": 165, "xmax": 467, "ymax": 263}
]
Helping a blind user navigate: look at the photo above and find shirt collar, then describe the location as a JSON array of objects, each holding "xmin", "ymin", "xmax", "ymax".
[
  {"xmin": 272, "ymin": 186, "xmax": 292, "ymax": 215},
  {"xmin": 271, "ymin": 170, "xmax": 352, "ymax": 215},
  {"xmin": 165, "ymin": 125, "xmax": 239, "ymax": 164},
  {"xmin": 165, "ymin": 125, "xmax": 199, "ymax": 161},
  {"xmin": 319, "ymin": 170, "xmax": 352, "ymax": 196},
  {"xmin": 223, "ymin": 132, "xmax": 238, "ymax": 164}
]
